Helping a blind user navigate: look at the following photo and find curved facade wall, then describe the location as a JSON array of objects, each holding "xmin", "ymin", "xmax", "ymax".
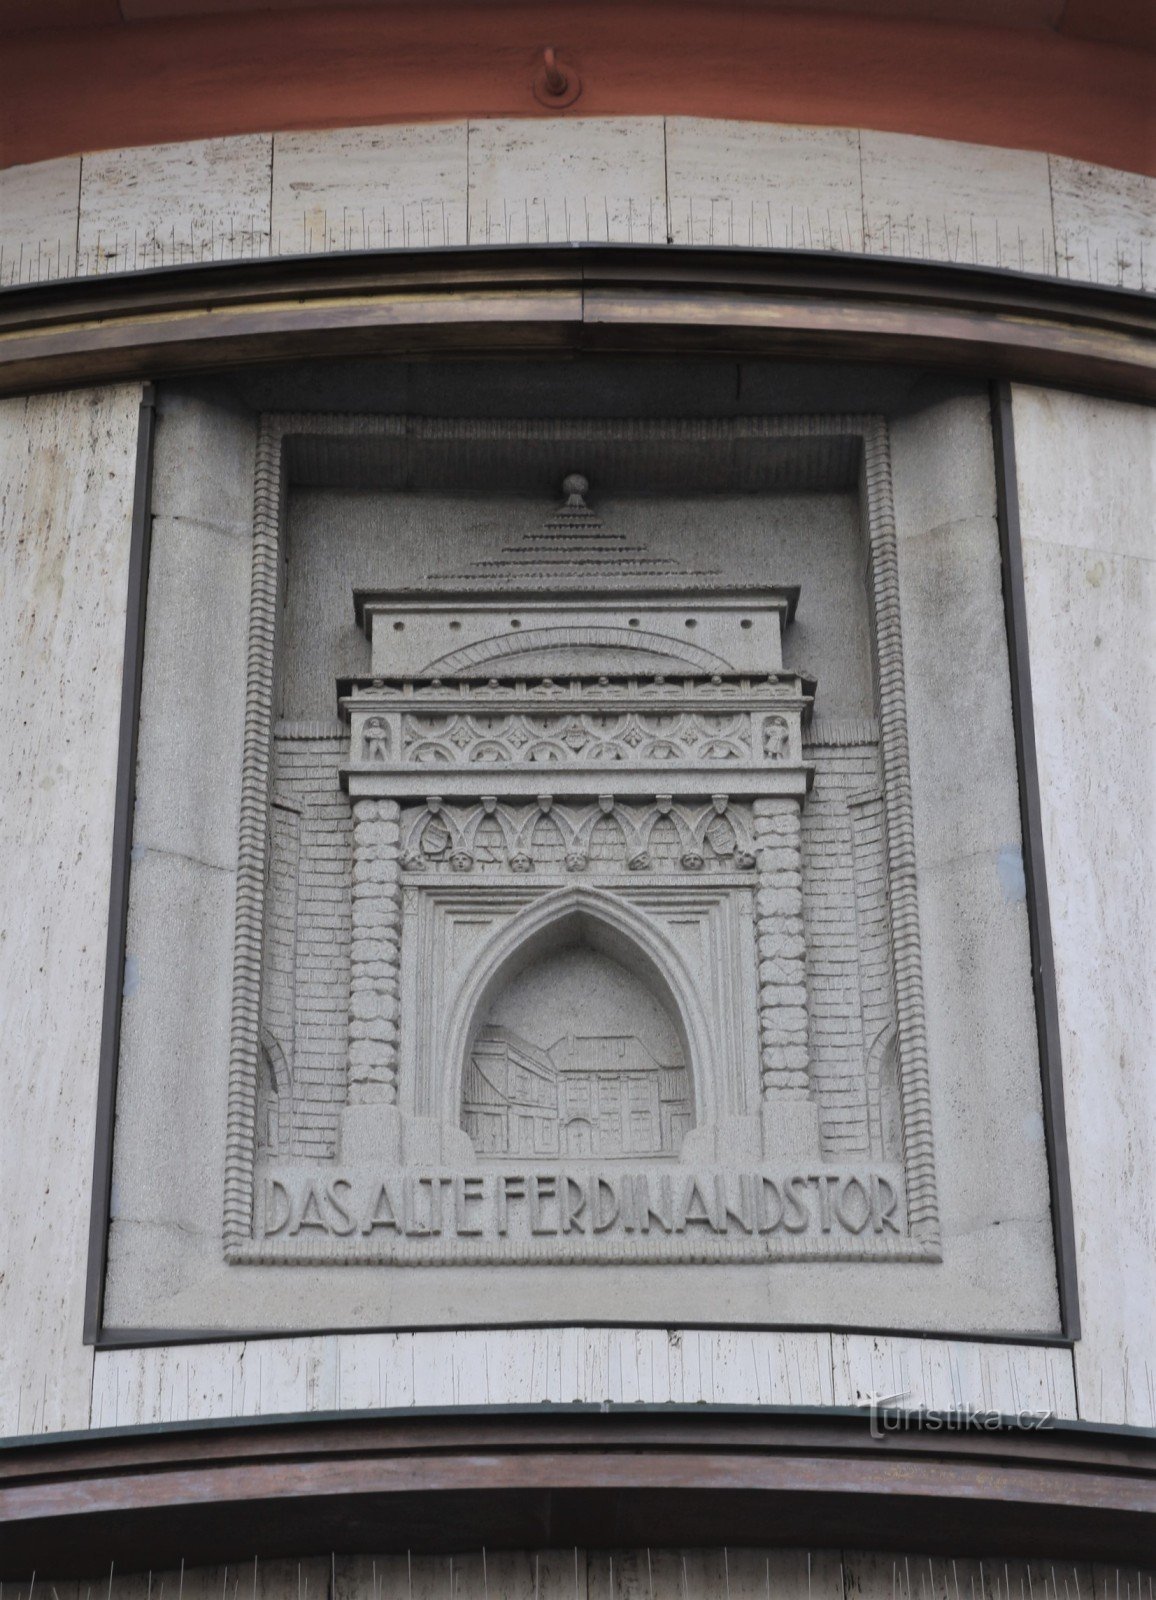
[{"xmin": 0, "ymin": 75, "xmax": 1153, "ymax": 1579}]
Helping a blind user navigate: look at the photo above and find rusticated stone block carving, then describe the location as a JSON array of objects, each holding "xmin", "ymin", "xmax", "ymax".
[{"xmin": 347, "ymin": 798, "xmax": 402, "ymax": 1105}]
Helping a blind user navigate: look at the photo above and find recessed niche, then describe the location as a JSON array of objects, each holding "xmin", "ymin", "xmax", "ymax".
[{"xmin": 462, "ymin": 943, "xmax": 694, "ymax": 1160}]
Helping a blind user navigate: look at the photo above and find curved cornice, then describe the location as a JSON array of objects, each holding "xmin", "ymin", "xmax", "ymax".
[
  {"xmin": 1, "ymin": 1406, "xmax": 1153, "ymax": 1574},
  {"xmin": 1, "ymin": 248, "xmax": 1153, "ymax": 403}
]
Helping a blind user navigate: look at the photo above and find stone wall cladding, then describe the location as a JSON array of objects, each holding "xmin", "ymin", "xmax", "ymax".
[
  {"xmin": 270, "ymin": 733, "xmax": 351, "ymax": 1160},
  {"xmin": 802, "ymin": 722, "xmax": 892, "ymax": 1159},
  {"xmin": 4, "ymin": 123, "xmax": 1152, "ymax": 291}
]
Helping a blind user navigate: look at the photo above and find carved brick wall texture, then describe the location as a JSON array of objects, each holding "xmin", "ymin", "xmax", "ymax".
[{"xmin": 270, "ymin": 731, "xmax": 351, "ymax": 1161}]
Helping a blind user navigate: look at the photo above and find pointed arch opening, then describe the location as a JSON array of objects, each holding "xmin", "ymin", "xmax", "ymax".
[{"xmin": 443, "ymin": 889, "xmax": 712, "ymax": 1160}]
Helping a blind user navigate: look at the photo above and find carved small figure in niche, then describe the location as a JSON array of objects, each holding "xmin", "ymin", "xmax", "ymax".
[
  {"xmin": 449, "ymin": 849, "xmax": 474, "ymax": 872},
  {"xmin": 735, "ymin": 851, "xmax": 757, "ymax": 870},
  {"xmin": 363, "ymin": 717, "xmax": 390, "ymax": 762},
  {"xmin": 627, "ymin": 851, "xmax": 651, "ymax": 871},
  {"xmin": 681, "ymin": 850, "xmax": 705, "ymax": 871},
  {"xmin": 564, "ymin": 850, "xmax": 589, "ymax": 872},
  {"xmin": 762, "ymin": 716, "xmax": 789, "ymax": 760},
  {"xmin": 401, "ymin": 850, "xmax": 427, "ymax": 871},
  {"xmin": 508, "ymin": 852, "xmax": 534, "ymax": 872}
]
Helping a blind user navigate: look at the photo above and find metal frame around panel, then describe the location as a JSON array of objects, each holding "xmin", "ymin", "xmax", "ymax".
[
  {"xmin": 83, "ymin": 382, "xmax": 156, "ymax": 1345},
  {"xmin": 82, "ymin": 354, "xmax": 1080, "ymax": 1349},
  {"xmin": 990, "ymin": 381, "xmax": 1081, "ymax": 1342}
]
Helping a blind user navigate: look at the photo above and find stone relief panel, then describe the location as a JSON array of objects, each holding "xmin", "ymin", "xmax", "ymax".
[
  {"xmin": 97, "ymin": 403, "xmax": 1066, "ymax": 1334},
  {"xmin": 220, "ymin": 445, "xmax": 938, "ymax": 1271}
]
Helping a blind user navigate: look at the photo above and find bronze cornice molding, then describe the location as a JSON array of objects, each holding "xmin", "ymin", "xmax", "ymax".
[
  {"xmin": 0, "ymin": 247, "xmax": 1153, "ymax": 402},
  {"xmin": 1, "ymin": 1406, "xmax": 1153, "ymax": 1574}
]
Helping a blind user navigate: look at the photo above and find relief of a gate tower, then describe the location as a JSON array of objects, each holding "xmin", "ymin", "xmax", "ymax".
[{"xmin": 334, "ymin": 474, "xmax": 827, "ymax": 1179}]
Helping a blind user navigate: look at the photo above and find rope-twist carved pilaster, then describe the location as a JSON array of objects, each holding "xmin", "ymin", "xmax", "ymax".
[
  {"xmin": 861, "ymin": 419, "xmax": 939, "ymax": 1243},
  {"xmin": 224, "ymin": 418, "xmax": 284, "ymax": 1253}
]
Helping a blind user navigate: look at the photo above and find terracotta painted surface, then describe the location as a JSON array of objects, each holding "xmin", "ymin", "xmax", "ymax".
[{"xmin": 1, "ymin": 3, "xmax": 1153, "ymax": 177}]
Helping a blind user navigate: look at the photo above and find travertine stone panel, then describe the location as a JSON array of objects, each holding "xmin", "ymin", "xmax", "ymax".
[
  {"xmin": 833, "ymin": 1334, "xmax": 1077, "ymax": 1417},
  {"xmin": 587, "ymin": 1549, "xmax": 843, "ymax": 1600},
  {"xmin": 861, "ymin": 131, "xmax": 1054, "ymax": 273},
  {"xmin": 271, "ymin": 124, "xmax": 467, "ymax": 254},
  {"xmin": 1013, "ymin": 386, "xmax": 1155, "ymax": 1425},
  {"xmin": 78, "ymin": 135, "xmax": 272, "ymax": 272},
  {"xmin": 467, "ymin": 118, "xmax": 667, "ymax": 245},
  {"xmin": 91, "ymin": 1328, "xmax": 837, "ymax": 1422},
  {"xmin": 0, "ymin": 156, "xmax": 80, "ymax": 285},
  {"xmin": 0, "ymin": 385, "xmax": 139, "ymax": 1433},
  {"xmin": 88, "ymin": 1321, "xmax": 1080, "ymax": 1428},
  {"xmin": 666, "ymin": 119, "xmax": 864, "ymax": 251},
  {"xmin": 1050, "ymin": 156, "xmax": 1156, "ymax": 291},
  {"xmin": 29, "ymin": 1554, "xmax": 1133, "ymax": 1600}
]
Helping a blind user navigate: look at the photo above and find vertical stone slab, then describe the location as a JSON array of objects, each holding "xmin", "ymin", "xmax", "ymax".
[
  {"xmin": 0, "ymin": 385, "xmax": 140, "ymax": 1433},
  {"xmin": 0, "ymin": 157, "xmax": 81, "ymax": 286},
  {"xmin": 1012, "ymin": 386, "xmax": 1156, "ymax": 1423},
  {"xmin": 347, "ymin": 798, "xmax": 402, "ymax": 1105}
]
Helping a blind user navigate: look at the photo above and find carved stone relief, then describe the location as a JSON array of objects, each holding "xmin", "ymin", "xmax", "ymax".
[{"xmin": 226, "ymin": 449, "xmax": 939, "ymax": 1269}]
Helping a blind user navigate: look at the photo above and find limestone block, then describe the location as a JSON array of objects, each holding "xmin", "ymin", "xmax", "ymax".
[
  {"xmin": 111, "ymin": 851, "xmax": 237, "ymax": 1246},
  {"xmin": 1013, "ymin": 388, "xmax": 1155, "ymax": 1422},
  {"xmin": 0, "ymin": 386, "xmax": 140, "ymax": 1433},
  {"xmin": 151, "ymin": 386, "xmax": 259, "ymax": 536},
  {"xmin": 666, "ymin": 118, "xmax": 864, "ymax": 251},
  {"xmin": 78, "ymin": 135, "xmax": 272, "ymax": 273},
  {"xmin": 1050, "ymin": 156, "xmax": 1156, "ymax": 291},
  {"xmin": 915, "ymin": 849, "xmax": 1054, "ymax": 1255},
  {"xmin": 271, "ymin": 123, "xmax": 468, "ymax": 254},
  {"xmin": 889, "ymin": 391, "xmax": 998, "ymax": 539},
  {"xmin": 0, "ymin": 157, "xmax": 80, "ymax": 285},
  {"xmin": 860, "ymin": 131, "xmax": 1054, "ymax": 273},
  {"xmin": 467, "ymin": 117, "xmax": 667, "ymax": 245},
  {"xmin": 131, "ymin": 513, "xmax": 251, "ymax": 868},
  {"xmin": 897, "ymin": 514, "xmax": 1024, "ymax": 869}
]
